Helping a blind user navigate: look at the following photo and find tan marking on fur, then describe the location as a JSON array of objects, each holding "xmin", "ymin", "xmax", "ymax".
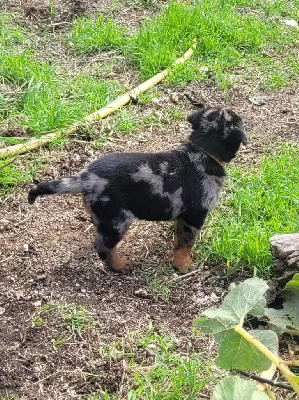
[
  {"xmin": 107, "ymin": 247, "xmax": 131, "ymax": 273},
  {"xmin": 173, "ymin": 235, "xmax": 193, "ymax": 273}
]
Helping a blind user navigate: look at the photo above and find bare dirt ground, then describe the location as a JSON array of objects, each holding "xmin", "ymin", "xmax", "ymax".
[{"xmin": 0, "ymin": 1, "xmax": 298, "ymax": 399}]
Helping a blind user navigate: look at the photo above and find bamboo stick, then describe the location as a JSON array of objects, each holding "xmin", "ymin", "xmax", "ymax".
[
  {"xmin": 0, "ymin": 40, "xmax": 197, "ymax": 158},
  {"xmin": 234, "ymin": 324, "xmax": 299, "ymax": 394}
]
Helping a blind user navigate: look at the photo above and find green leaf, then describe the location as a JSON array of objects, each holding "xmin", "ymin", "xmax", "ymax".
[
  {"xmin": 211, "ymin": 376, "xmax": 272, "ymax": 400},
  {"xmin": 196, "ymin": 278, "xmax": 269, "ymax": 334},
  {"xmin": 265, "ymin": 273, "xmax": 299, "ymax": 332},
  {"xmin": 195, "ymin": 278, "xmax": 278, "ymax": 371},
  {"xmin": 196, "ymin": 278, "xmax": 268, "ymax": 332},
  {"xmin": 216, "ymin": 329, "xmax": 278, "ymax": 371},
  {"xmin": 221, "ymin": 278, "xmax": 269, "ymax": 320},
  {"xmin": 194, "ymin": 310, "xmax": 238, "ymax": 334}
]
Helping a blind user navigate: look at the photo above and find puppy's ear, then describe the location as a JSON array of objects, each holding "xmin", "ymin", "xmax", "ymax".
[
  {"xmin": 221, "ymin": 108, "xmax": 247, "ymax": 145},
  {"xmin": 187, "ymin": 110, "xmax": 205, "ymax": 129},
  {"xmin": 220, "ymin": 109, "xmax": 232, "ymax": 124}
]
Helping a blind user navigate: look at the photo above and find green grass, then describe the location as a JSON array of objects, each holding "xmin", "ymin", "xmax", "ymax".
[
  {"xmin": 128, "ymin": 326, "xmax": 211, "ymax": 399},
  {"xmin": 68, "ymin": 14, "xmax": 125, "ymax": 54},
  {"xmin": 0, "ymin": 396, "xmax": 19, "ymax": 400},
  {"xmin": 138, "ymin": 261, "xmax": 176, "ymax": 300},
  {"xmin": 196, "ymin": 144, "xmax": 299, "ymax": 276},
  {"xmin": 224, "ymin": 0, "xmax": 299, "ymax": 19},
  {"xmin": 0, "ymin": 156, "xmax": 40, "ymax": 194},
  {"xmin": 0, "ymin": 13, "xmax": 123, "ymax": 134},
  {"xmin": 0, "ymin": 49, "xmax": 122, "ymax": 133},
  {"xmin": 1, "ymin": 1, "xmax": 298, "ymax": 136},
  {"xmin": 66, "ymin": 1, "xmax": 298, "ymax": 88},
  {"xmin": 88, "ymin": 324, "xmax": 211, "ymax": 399},
  {"xmin": 29, "ymin": 302, "xmax": 92, "ymax": 340},
  {"xmin": 0, "ymin": 13, "xmax": 26, "ymax": 47},
  {"xmin": 60, "ymin": 303, "xmax": 92, "ymax": 337},
  {"xmin": 123, "ymin": 1, "xmax": 298, "ymax": 86}
]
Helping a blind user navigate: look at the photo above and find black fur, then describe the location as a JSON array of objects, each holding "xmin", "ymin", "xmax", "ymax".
[{"xmin": 28, "ymin": 106, "xmax": 246, "ymax": 273}]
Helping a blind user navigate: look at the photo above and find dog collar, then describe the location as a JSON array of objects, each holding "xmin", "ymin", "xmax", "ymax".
[{"xmin": 188, "ymin": 139, "xmax": 224, "ymax": 167}]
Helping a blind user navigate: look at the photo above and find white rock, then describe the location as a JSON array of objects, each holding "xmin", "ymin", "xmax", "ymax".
[{"xmin": 284, "ymin": 19, "xmax": 299, "ymax": 29}]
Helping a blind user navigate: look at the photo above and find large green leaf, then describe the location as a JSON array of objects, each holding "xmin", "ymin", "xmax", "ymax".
[
  {"xmin": 195, "ymin": 278, "xmax": 269, "ymax": 332},
  {"xmin": 211, "ymin": 376, "xmax": 272, "ymax": 400},
  {"xmin": 216, "ymin": 329, "xmax": 278, "ymax": 371},
  {"xmin": 195, "ymin": 278, "xmax": 279, "ymax": 371},
  {"xmin": 221, "ymin": 278, "xmax": 269, "ymax": 320}
]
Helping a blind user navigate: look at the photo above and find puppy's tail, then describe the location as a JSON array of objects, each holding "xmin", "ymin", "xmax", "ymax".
[{"xmin": 28, "ymin": 174, "xmax": 83, "ymax": 204}]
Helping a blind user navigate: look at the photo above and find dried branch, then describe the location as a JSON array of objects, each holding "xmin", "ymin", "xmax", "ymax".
[{"xmin": 235, "ymin": 369, "xmax": 293, "ymax": 391}]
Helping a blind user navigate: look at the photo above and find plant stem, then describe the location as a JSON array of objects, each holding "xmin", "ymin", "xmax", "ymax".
[
  {"xmin": 234, "ymin": 324, "xmax": 299, "ymax": 395},
  {"xmin": 0, "ymin": 157, "xmax": 17, "ymax": 171},
  {"xmin": 285, "ymin": 329, "xmax": 299, "ymax": 336}
]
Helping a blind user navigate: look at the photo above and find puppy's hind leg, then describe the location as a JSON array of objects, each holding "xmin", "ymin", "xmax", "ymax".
[
  {"xmin": 94, "ymin": 210, "xmax": 134, "ymax": 274},
  {"xmin": 173, "ymin": 214, "xmax": 206, "ymax": 273}
]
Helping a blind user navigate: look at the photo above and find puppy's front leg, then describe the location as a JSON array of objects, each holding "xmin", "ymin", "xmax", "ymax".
[{"xmin": 173, "ymin": 213, "xmax": 207, "ymax": 273}]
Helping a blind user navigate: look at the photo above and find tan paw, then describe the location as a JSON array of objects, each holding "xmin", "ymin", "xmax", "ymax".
[
  {"xmin": 108, "ymin": 257, "xmax": 133, "ymax": 274},
  {"xmin": 173, "ymin": 256, "xmax": 195, "ymax": 274}
]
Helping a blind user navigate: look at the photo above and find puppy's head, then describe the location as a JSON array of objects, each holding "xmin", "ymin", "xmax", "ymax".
[{"xmin": 187, "ymin": 107, "xmax": 247, "ymax": 163}]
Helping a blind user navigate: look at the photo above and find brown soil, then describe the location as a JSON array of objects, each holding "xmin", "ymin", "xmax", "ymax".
[{"xmin": 1, "ymin": 1, "xmax": 298, "ymax": 399}]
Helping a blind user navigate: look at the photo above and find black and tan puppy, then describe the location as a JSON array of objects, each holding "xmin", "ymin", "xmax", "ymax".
[{"xmin": 28, "ymin": 107, "xmax": 246, "ymax": 273}]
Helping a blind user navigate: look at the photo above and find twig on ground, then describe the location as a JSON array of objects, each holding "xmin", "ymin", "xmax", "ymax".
[
  {"xmin": 235, "ymin": 369, "xmax": 293, "ymax": 391},
  {"xmin": 285, "ymin": 360, "xmax": 299, "ymax": 366},
  {"xmin": 0, "ymin": 157, "xmax": 17, "ymax": 171},
  {"xmin": 285, "ymin": 329, "xmax": 299, "ymax": 337},
  {"xmin": 0, "ymin": 254, "xmax": 13, "ymax": 264},
  {"xmin": 84, "ymin": 224, "xmax": 94, "ymax": 232},
  {"xmin": 168, "ymin": 267, "xmax": 202, "ymax": 283}
]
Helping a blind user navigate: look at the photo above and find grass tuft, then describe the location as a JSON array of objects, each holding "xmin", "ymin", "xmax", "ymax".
[
  {"xmin": 0, "ymin": 156, "xmax": 39, "ymax": 194},
  {"xmin": 60, "ymin": 303, "xmax": 92, "ymax": 337},
  {"xmin": 68, "ymin": 15, "xmax": 125, "ymax": 54},
  {"xmin": 0, "ymin": 13, "xmax": 26, "ymax": 48},
  {"xmin": 0, "ymin": 47, "xmax": 121, "ymax": 133},
  {"xmin": 196, "ymin": 144, "xmax": 299, "ymax": 275},
  {"xmin": 128, "ymin": 325, "xmax": 210, "ymax": 399}
]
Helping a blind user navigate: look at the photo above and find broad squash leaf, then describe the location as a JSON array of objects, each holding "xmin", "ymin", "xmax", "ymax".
[
  {"xmin": 211, "ymin": 376, "xmax": 272, "ymax": 400},
  {"xmin": 195, "ymin": 278, "xmax": 278, "ymax": 371}
]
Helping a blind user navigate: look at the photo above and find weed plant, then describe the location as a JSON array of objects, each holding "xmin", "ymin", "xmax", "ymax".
[{"xmin": 195, "ymin": 144, "xmax": 299, "ymax": 275}]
